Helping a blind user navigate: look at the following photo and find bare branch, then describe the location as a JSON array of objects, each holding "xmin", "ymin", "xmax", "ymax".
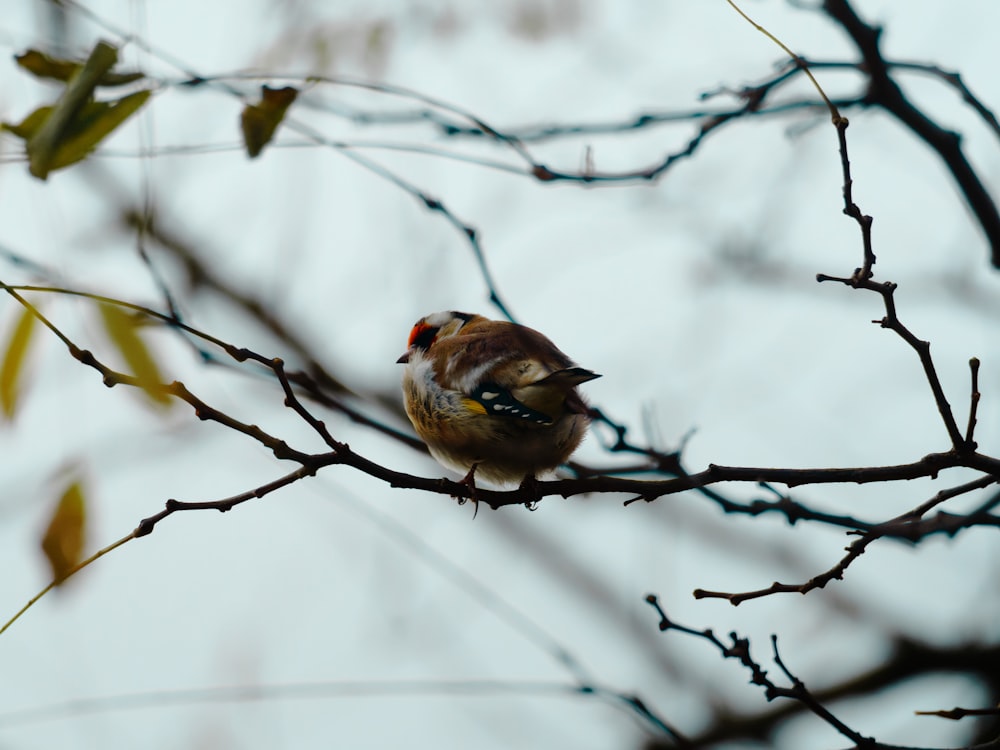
[
  {"xmin": 966, "ymin": 358, "xmax": 981, "ymax": 447},
  {"xmin": 821, "ymin": 0, "xmax": 1000, "ymax": 266},
  {"xmin": 645, "ymin": 596, "xmax": 882, "ymax": 749},
  {"xmin": 693, "ymin": 475, "xmax": 998, "ymax": 604}
]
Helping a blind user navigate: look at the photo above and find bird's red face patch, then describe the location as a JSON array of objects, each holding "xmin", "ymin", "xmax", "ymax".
[{"xmin": 408, "ymin": 319, "xmax": 446, "ymax": 353}]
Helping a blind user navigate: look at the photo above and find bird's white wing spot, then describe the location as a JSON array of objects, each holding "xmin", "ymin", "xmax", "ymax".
[{"xmin": 451, "ymin": 355, "xmax": 506, "ymax": 392}]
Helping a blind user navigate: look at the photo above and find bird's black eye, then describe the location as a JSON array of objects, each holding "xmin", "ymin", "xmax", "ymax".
[{"xmin": 408, "ymin": 322, "xmax": 440, "ymax": 351}]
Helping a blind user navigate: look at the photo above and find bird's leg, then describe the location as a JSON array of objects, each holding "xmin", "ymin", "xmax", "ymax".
[
  {"xmin": 518, "ymin": 473, "xmax": 541, "ymax": 510},
  {"xmin": 457, "ymin": 463, "xmax": 481, "ymax": 518}
]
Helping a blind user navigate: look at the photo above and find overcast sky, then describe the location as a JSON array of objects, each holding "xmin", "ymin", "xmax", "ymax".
[{"xmin": 1, "ymin": 2, "xmax": 998, "ymax": 749}]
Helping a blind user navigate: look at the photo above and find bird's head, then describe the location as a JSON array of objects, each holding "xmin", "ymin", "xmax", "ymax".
[{"xmin": 397, "ymin": 311, "xmax": 477, "ymax": 363}]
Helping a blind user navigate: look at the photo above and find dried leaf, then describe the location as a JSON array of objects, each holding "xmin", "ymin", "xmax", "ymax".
[
  {"xmin": 16, "ymin": 48, "xmax": 145, "ymax": 86},
  {"xmin": 41, "ymin": 482, "xmax": 87, "ymax": 585},
  {"xmin": 240, "ymin": 86, "xmax": 298, "ymax": 158},
  {"xmin": 98, "ymin": 303, "xmax": 171, "ymax": 408},
  {"xmin": 0, "ymin": 306, "xmax": 38, "ymax": 420}
]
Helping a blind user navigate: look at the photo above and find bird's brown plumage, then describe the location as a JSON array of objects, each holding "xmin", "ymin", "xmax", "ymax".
[{"xmin": 399, "ymin": 312, "xmax": 599, "ymax": 485}]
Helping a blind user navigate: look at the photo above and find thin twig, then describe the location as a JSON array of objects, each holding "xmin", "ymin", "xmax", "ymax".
[
  {"xmin": 645, "ymin": 597, "xmax": 880, "ymax": 748},
  {"xmin": 966, "ymin": 357, "xmax": 981, "ymax": 447}
]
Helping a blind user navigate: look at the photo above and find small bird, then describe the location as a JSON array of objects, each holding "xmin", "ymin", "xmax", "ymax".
[{"xmin": 398, "ymin": 311, "xmax": 600, "ymax": 487}]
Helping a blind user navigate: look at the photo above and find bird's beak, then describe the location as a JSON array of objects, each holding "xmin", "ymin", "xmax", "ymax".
[{"xmin": 396, "ymin": 351, "xmax": 410, "ymax": 364}]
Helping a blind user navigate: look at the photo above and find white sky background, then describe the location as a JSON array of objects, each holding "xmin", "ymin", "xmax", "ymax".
[{"xmin": 0, "ymin": 1, "xmax": 999, "ymax": 748}]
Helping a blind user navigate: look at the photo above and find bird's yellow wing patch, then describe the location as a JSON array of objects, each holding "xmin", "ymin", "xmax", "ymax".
[{"xmin": 462, "ymin": 397, "xmax": 488, "ymax": 415}]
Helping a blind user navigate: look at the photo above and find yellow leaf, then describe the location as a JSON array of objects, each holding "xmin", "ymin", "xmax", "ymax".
[
  {"xmin": 15, "ymin": 48, "xmax": 145, "ymax": 87},
  {"xmin": 240, "ymin": 86, "xmax": 298, "ymax": 158},
  {"xmin": 98, "ymin": 303, "xmax": 172, "ymax": 408},
  {"xmin": 41, "ymin": 482, "xmax": 87, "ymax": 585},
  {"xmin": 0, "ymin": 306, "xmax": 38, "ymax": 420}
]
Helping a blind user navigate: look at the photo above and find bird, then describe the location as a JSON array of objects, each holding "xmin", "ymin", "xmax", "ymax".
[{"xmin": 397, "ymin": 311, "xmax": 600, "ymax": 488}]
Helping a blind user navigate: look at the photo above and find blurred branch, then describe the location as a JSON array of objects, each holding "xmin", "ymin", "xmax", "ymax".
[
  {"xmin": 917, "ymin": 707, "xmax": 1000, "ymax": 722},
  {"xmin": 116, "ymin": 210, "xmax": 423, "ymax": 450},
  {"xmin": 645, "ymin": 597, "xmax": 884, "ymax": 749},
  {"xmin": 642, "ymin": 607, "xmax": 1000, "ymax": 749},
  {"xmin": 425, "ymin": 56, "xmax": 998, "ymax": 145},
  {"xmin": 0, "ymin": 677, "xmax": 684, "ymax": 742},
  {"xmin": 120, "ymin": 208, "xmax": 351, "ymax": 395},
  {"xmin": 693, "ymin": 476, "xmax": 999, "ymax": 605}
]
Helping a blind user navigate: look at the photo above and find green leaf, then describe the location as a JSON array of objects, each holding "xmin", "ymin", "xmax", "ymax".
[
  {"xmin": 2, "ymin": 105, "xmax": 53, "ymax": 140},
  {"xmin": 41, "ymin": 481, "xmax": 87, "ymax": 585},
  {"xmin": 98, "ymin": 303, "xmax": 172, "ymax": 408},
  {"xmin": 15, "ymin": 48, "xmax": 145, "ymax": 87},
  {"xmin": 23, "ymin": 40, "xmax": 118, "ymax": 179},
  {"xmin": 0, "ymin": 306, "xmax": 38, "ymax": 421},
  {"xmin": 10, "ymin": 89, "xmax": 151, "ymax": 178},
  {"xmin": 240, "ymin": 86, "xmax": 298, "ymax": 158},
  {"xmin": 1, "ymin": 41, "xmax": 152, "ymax": 179}
]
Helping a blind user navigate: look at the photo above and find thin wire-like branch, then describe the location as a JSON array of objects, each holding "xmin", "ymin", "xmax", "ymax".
[
  {"xmin": 56, "ymin": 0, "xmax": 517, "ymax": 320},
  {"xmin": 98, "ymin": 138, "xmax": 530, "ymax": 176},
  {"xmin": 0, "ymin": 533, "xmax": 134, "ymax": 636},
  {"xmin": 0, "ymin": 677, "xmax": 685, "ymax": 741},
  {"xmin": 210, "ymin": 56, "xmax": 998, "ymax": 148}
]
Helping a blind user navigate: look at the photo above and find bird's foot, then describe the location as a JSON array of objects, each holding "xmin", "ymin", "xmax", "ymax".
[
  {"xmin": 518, "ymin": 473, "xmax": 541, "ymax": 511},
  {"xmin": 457, "ymin": 463, "xmax": 481, "ymax": 519}
]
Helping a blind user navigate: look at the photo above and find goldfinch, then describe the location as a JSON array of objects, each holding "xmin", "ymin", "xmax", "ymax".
[{"xmin": 397, "ymin": 311, "xmax": 600, "ymax": 486}]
